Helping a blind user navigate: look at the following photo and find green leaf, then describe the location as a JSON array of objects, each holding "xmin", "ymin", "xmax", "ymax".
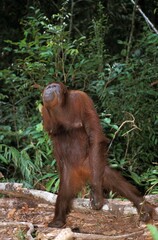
[
  {"xmin": 0, "ymin": 154, "xmax": 8, "ymax": 164},
  {"xmin": 147, "ymin": 225, "xmax": 158, "ymax": 240},
  {"xmin": 46, "ymin": 175, "xmax": 59, "ymax": 192}
]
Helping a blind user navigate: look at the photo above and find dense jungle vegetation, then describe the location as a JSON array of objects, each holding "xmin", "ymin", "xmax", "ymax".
[{"xmin": 0, "ymin": 0, "xmax": 158, "ymax": 195}]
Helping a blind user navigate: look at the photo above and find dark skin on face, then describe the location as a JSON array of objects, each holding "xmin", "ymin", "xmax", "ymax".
[{"xmin": 42, "ymin": 82, "xmax": 156, "ymax": 228}]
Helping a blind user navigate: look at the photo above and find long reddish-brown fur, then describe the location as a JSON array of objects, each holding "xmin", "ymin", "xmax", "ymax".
[{"xmin": 42, "ymin": 82, "xmax": 156, "ymax": 228}]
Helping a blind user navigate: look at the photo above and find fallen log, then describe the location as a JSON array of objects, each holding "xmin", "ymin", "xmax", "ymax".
[{"xmin": 0, "ymin": 182, "xmax": 158, "ymax": 218}]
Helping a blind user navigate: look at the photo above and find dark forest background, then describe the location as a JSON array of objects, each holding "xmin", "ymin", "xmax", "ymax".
[{"xmin": 0, "ymin": 0, "xmax": 158, "ymax": 195}]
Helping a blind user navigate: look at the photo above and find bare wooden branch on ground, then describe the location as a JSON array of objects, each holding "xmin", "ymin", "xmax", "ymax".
[{"xmin": 36, "ymin": 227, "xmax": 145, "ymax": 240}]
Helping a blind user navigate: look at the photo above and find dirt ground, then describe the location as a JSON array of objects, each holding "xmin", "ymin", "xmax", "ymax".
[{"xmin": 0, "ymin": 197, "xmax": 157, "ymax": 240}]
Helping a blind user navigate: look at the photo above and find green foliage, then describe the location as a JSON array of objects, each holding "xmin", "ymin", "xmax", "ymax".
[
  {"xmin": 10, "ymin": 6, "xmax": 86, "ymax": 84},
  {"xmin": 90, "ymin": 27, "xmax": 158, "ymax": 192},
  {"xmin": 0, "ymin": 122, "xmax": 52, "ymax": 186}
]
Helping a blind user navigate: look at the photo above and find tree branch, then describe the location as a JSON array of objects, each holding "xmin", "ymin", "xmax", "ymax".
[
  {"xmin": 130, "ymin": 0, "xmax": 158, "ymax": 34},
  {"xmin": 126, "ymin": 0, "xmax": 137, "ymax": 63}
]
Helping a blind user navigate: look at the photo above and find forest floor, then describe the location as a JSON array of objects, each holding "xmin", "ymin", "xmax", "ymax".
[{"xmin": 0, "ymin": 196, "xmax": 158, "ymax": 240}]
